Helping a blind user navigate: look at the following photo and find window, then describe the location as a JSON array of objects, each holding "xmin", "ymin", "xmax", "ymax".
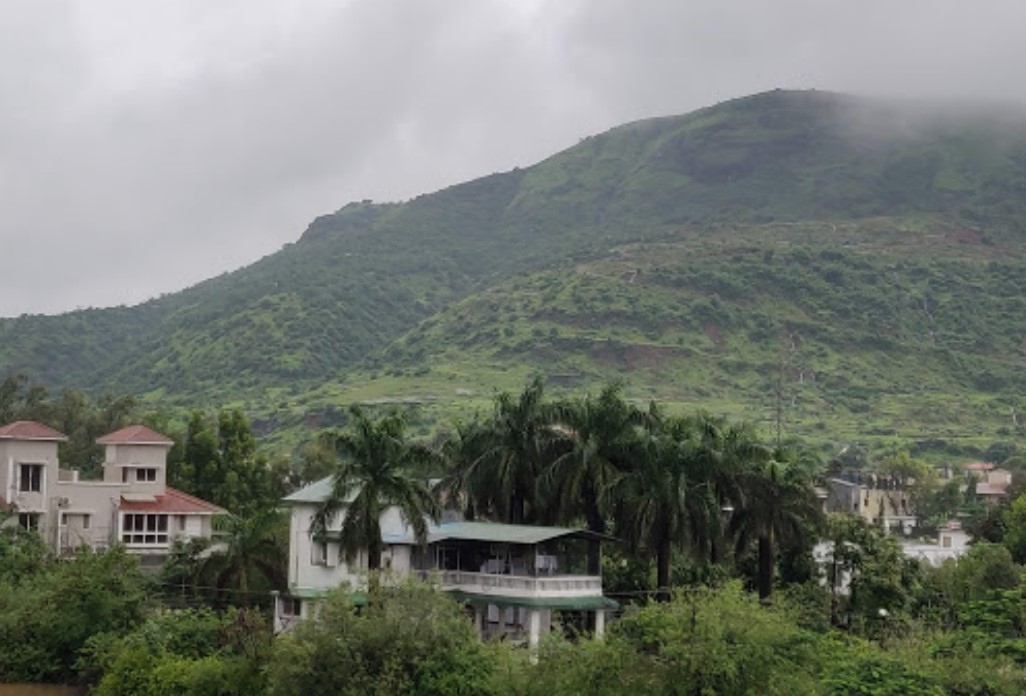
[
  {"xmin": 62, "ymin": 513, "xmax": 92, "ymax": 529},
  {"xmin": 121, "ymin": 513, "xmax": 169, "ymax": 545},
  {"xmin": 18, "ymin": 513, "xmax": 40, "ymax": 531},
  {"xmin": 281, "ymin": 597, "xmax": 302, "ymax": 616},
  {"xmin": 122, "ymin": 468, "xmax": 129, "ymax": 483},
  {"xmin": 19, "ymin": 463, "xmax": 42, "ymax": 492},
  {"xmin": 177, "ymin": 515, "xmax": 187, "ymax": 532},
  {"xmin": 136, "ymin": 468, "xmax": 157, "ymax": 482},
  {"xmin": 312, "ymin": 541, "xmax": 328, "ymax": 566}
]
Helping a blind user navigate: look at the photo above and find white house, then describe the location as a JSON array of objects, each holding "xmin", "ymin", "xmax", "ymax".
[
  {"xmin": 273, "ymin": 476, "xmax": 617, "ymax": 647},
  {"xmin": 0, "ymin": 421, "xmax": 224, "ymax": 562}
]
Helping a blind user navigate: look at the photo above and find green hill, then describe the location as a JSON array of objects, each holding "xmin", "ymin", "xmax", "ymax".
[{"xmin": 3, "ymin": 89, "xmax": 1026, "ymax": 455}]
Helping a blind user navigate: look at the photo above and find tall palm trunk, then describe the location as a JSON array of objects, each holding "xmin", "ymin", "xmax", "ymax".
[
  {"xmin": 757, "ymin": 531, "xmax": 774, "ymax": 601},
  {"xmin": 511, "ymin": 494, "xmax": 526, "ymax": 524},
  {"xmin": 656, "ymin": 535, "xmax": 672, "ymax": 602},
  {"xmin": 367, "ymin": 536, "xmax": 384, "ymax": 592},
  {"xmin": 585, "ymin": 500, "xmax": 604, "ymax": 576}
]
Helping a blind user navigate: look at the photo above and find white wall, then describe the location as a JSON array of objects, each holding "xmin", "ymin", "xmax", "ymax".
[
  {"xmin": 1, "ymin": 439, "xmax": 62, "ymax": 539},
  {"xmin": 287, "ymin": 502, "xmax": 416, "ymax": 591},
  {"xmin": 102, "ymin": 443, "xmax": 168, "ymax": 493},
  {"xmin": 55, "ymin": 480, "xmax": 123, "ymax": 551}
]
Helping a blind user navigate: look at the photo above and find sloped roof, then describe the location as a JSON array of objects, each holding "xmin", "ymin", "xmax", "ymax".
[
  {"xmin": 385, "ymin": 520, "xmax": 612, "ymax": 546},
  {"xmin": 0, "ymin": 421, "xmax": 68, "ymax": 442},
  {"xmin": 282, "ymin": 476, "xmax": 360, "ymax": 505},
  {"xmin": 976, "ymin": 483, "xmax": 1010, "ymax": 496},
  {"xmin": 119, "ymin": 487, "xmax": 225, "ymax": 514},
  {"xmin": 97, "ymin": 425, "xmax": 174, "ymax": 446}
]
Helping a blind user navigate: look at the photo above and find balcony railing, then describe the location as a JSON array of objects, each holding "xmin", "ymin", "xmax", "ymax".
[{"xmin": 420, "ymin": 570, "xmax": 602, "ymax": 598}]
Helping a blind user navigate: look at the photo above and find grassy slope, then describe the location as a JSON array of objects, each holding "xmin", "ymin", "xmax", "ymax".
[
  {"xmin": 354, "ymin": 217, "xmax": 1026, "ymax": 459},
  {"xmin": 2, "ymin": 90, "xmax": 1026, "ymax": 456}
]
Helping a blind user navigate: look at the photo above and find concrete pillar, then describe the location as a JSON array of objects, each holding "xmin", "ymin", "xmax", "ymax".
[
  {"xmin": 527, "ymin": 608, "xmax": 542, "ymax": 650},
  {"xmin": 594, "ymin": 609, "xmax": 605, "ymax": 640},
  {"xmin": 473, "ymin": 606, "xmax": 484, "ymax": 637},
  {"xmin": 270, "ymin": 591, "xmax": 281, "ymax": 634},
  {"xmin": 496, "ymin": 604, "xmax": 506, "ymax": 639}
]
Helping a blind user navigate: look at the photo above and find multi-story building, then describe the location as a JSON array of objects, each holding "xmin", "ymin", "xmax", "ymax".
[
  {"xmin": 273, "ymin": 476, "xmax": 617, "ymax": 647},
  {"xmin": 0, "ymin": 421, "xmax": 223, "ymax": 562}
]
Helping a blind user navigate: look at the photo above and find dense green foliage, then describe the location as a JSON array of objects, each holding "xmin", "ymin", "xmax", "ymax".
[
  {"xmin": 0, "ymin": 546, "xmax": 149, "ymax": 683},
  {"xmin": 171, "ymin": 409, "xmax": 285, "ymax": 514},
  {"xmin": 3, "ymin": 90, "xmax": 1026, "ymax": 457},
  {"xmin": 267, "ymin": 583, "xmax": 492, "ymax": 696}
]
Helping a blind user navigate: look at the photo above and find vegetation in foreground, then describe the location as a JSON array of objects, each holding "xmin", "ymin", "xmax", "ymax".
[{"xmin": 6, "ymin": 377, "xmax": 1026, "ymax": 693}]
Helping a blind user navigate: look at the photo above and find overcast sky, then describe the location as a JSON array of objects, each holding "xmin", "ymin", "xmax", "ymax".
[{"xmin": 2, "ymin": 0, "xmax": 1024, "ymax": 317}]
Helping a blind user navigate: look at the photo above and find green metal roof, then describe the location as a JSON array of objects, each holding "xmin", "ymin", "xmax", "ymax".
[
  {"xmin": 432, "ymin": 521, "xmax": 595, "ymax": 545},
  {"xmin": 445, "ymin": 590, "xmax": 619, "ymax": 611},
  {"xmin": 384, "ymin": 521, "xmax": 609, "ymax": 546},
  {"xmin": 281, "ymin": 476, "xmax": 361, "ymax": 505},
  {"xmin": 286, "ymin": 585, "xmax": 367, "ymax": 605},
  {"xmin": 281, "ymin": 476, "xmax": 334, "ymax": 504}
]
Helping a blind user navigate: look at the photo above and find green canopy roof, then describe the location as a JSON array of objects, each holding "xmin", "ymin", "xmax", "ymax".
[
  {"xmin": 384, "ymin": 520, "xmax": 614, "ymax": 546},
  {"xmin": 281, "ymin": 476, "xmax": 339, "ymax": 505},
  {"xmin": 446, "ymin": 590, "xmax": 619, "ymax": 611}
]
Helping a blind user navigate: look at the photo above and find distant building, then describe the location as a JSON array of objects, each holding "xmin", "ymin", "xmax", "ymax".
[
  {"xmin": 273, "ymin": 476, "xmax": 617, "ymax": 646},
  {"xmin": 963, "ymin": 462, "xmax": 1012, "ymax": 507},
  {"xmin": 0, "ymin": 421, "xmax": 224, "ymax": 562},
  {"xmin": 901, "ymin": 520, "xmax": 971, "ymax": 566},
  {"xmin": 825, "ymin": 476, "xmax": 916, "ymax": 535}
]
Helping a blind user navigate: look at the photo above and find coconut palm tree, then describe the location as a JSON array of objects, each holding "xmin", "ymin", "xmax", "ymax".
[
  {"xmin": 543, "ymin": 384, "xmax": 644, "ymax": 573},
  {"xmin": 198, "ymin": 507, "xmax": 288, "ymax": 606},
  {"xmin": 311, "ymin": 406, "xmax": 439, "ymax": 577},
  {"xmin": 455, "ymin": 377, "xmax": 562, "ymax": 524},
  {"xmin": 729, "ymin": 446, "xmax": 823, "ymax": 600},
  {"xmin": 607, "ymin": 411, "xmax": 709, "ymax": 600}
]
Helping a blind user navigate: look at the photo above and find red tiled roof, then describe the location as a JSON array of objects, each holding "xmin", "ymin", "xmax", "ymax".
[
  {"xmin": 966, "ymin": 461, "xmax": 995, "ymax": 471},
  {"xmin": 0, "ymin": 421, "xmax": 68, "ymax": 442},
  {"xmin": 97, "ymin": 425, "xmax": 174, "ymax": 446},
  {"xmin": 119, "ymin": 487, "xmax": 225, "ymax": 514}
]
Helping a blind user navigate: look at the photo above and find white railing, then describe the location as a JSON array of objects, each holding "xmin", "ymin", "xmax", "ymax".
[{"xmin": 421, "ymin": 570, "xmax": 602, "ymax": 597}]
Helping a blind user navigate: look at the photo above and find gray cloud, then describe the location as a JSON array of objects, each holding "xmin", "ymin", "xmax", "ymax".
[{"xmin": 1, "ymin": 0, "xmax": 1024, "ymax": 316}]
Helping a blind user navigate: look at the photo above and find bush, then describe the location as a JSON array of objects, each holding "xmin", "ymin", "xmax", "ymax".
[{"xmin": 266, "ymin": 582, "xmax": 494, "ymax": 696}]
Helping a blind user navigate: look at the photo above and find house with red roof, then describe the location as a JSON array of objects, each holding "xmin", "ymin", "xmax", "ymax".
[{"xmin": 0, "ymin": 421, "xmax": 224, "ymax": 561}]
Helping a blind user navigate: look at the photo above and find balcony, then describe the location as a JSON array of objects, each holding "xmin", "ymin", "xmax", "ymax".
[{"xmin": 423, "ymin": 570, "xmax": 603, "ymax": 600}]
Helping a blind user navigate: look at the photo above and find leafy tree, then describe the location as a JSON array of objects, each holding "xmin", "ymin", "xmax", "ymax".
[
  {"xmin": 918, "ymin": 543, "xmax": 1020, "ymax": 627},
  {"xmin": 823, "ymin": 515, "xmax": 920, "ymax": 630},
  {"xmin": 0, "ymin": 547, "xmax": 149, "ymax": 683},
  {"xmin": 0, "ymin": 372, "xmax": 49, "ymax": 424},
  {"xmin": 0, "ymin": 507, "xmax": 50, "ymax": 584},
  {"xmin": 611, "ymin": 583, "xmax": 822, "ymax": 695},
  {"xmin": 266, "ymin": 582, "xmax": 493, "ymax": 696},
  {"xmin": 173, "ymin": 409, "xmax": 274, "ymax": 515},
  {"xmin": 1002, "ymin": 490, "xmax": 1026, "ymax": 563},
  {"xmin": 312, "ymin": 406, "xmax": 439, "ymax": 577},
  {"xmin": 83, "ymin": 607, "xmax": 271, "ymax": 695}
]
